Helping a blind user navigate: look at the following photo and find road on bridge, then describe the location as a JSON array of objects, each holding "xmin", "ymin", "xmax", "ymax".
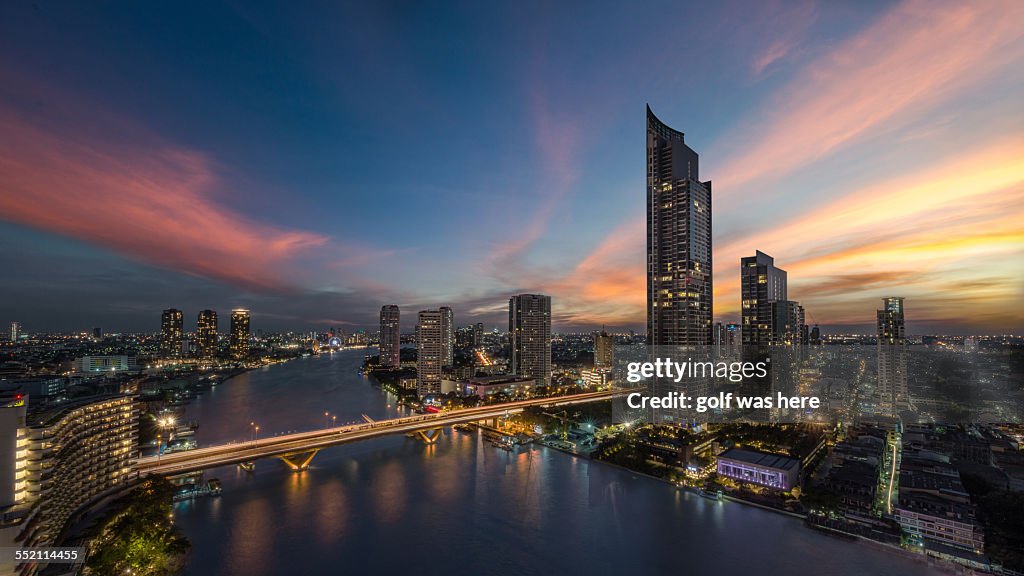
[{"xmin": 136, "ymin": 390, "xmax": 617, "ymax": 475}]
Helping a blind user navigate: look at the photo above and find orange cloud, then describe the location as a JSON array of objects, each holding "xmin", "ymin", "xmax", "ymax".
[
  {"xmin": 0, "ymin": 95, "xmax": 332, "ymax": 292},
  {"xmin": 712, "ymin": 0, "xmax": 1024, "ymax": 197}
]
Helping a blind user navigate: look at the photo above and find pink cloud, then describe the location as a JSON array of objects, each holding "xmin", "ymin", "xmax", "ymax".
[{"xmin": 0, "ymin": 96, "xmax": 330, "ymax": 292}]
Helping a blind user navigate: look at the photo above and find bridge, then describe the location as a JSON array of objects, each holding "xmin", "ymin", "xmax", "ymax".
[{"xmin": 136, "ymin": 390, "xmax": 616, "ymax": 475}]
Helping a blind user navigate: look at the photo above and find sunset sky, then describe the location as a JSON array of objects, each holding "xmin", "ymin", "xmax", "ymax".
[{"xmin": 0, "ymin": 0, "xmax": 1021, "ymax": 334}]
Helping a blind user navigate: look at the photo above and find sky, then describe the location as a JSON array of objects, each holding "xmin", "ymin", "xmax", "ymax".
[{"xmin": 0, "ymin": 0, "xmax": 1022, "ymax": 335}]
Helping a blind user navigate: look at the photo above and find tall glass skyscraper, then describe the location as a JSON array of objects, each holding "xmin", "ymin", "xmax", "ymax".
[
  {"xmin": 196, "ymin": 309, "xmax": 218, "ymax": 360},
  {"xmin": 646, "ymin": 105, "xmax": 713, "ymax": 345},
  {"xmin": 230, "ymin": 309, "xmax": 250, "ymax": 360},
  {"xmin": 509, "ymin": 294, "xmax": 552, "ymax": 387},
  {"xmin": 877, "ymin": 297, "xmax": 908, "ymax": 415}
]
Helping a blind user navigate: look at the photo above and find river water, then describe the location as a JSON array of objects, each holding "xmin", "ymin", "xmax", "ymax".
[{"xmin": 173, "ymin": 350, "xmax": 940, "ymax": 576}]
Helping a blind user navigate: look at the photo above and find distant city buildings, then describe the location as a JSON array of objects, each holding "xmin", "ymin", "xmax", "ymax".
[
  {"xmin": 877, "ymin": 297, "xmax": 908, "ymax": 414},
  {"xmin": 646, "ymin": 106, "xmax": 713, "ymax": 346},
  {"xmin": 230, "ymin": 309, "xmax": 250, "ymax": 361},
  {"xmin": 196, "ymin": 309, "xmax": 218, "ymax": 361},
  {"xmin": 379, "ymin": 305, "xmax": 401, "ymax": 368},
  {"xmin": 9, "ymin": 321, "xmax": 20, "ymax": 342},
  {"xmin": 593, "ymin": 329, "xmax": 613, "ymax": 370},
  {"xmin": 508, "ymin": 294, "xmax": 551, "ymax": 387},
  {"xmin": 740, "ymin": 250, "xmax": 808, "ymax": 345},
  {"xmin": 473, "ymin": 322, "xmax": 484, "ymax": 349},
  {"xmin": 416, "ymin": 309, "xmax": 444, "ymax": 397},
  {"xmin": 160, "ymin": 308, "xmax": 183, "ymax": 359}
]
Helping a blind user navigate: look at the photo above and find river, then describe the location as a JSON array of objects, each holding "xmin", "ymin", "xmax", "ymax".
[{"xmin": 173, "ymin": 350, "xmax": 941, "ymax": 576}]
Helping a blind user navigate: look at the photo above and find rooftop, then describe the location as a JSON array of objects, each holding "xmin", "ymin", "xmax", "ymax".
[{"xmin": 718, "ymin": 448, "xmax": 801, "ymax": 471}]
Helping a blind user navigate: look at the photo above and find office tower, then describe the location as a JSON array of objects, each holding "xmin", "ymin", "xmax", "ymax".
[
  {"xmin": 9, "ymin": 321, "xmax": 20, "ymax": 342},
  {"xmin": 160, "ymin": 308, "xmax": 184, "ymax": 359},
  {"xmin": 473, "ymin": 322, "xmax": 484, "ymax": 348},
  {"xmin": 196, "ymin": 309, "xmax": 218, "ymax": 360},
  {"xmin": 594, "ymin": 329, "xmax": 614, "ymax": 370},
  {"xmin": 379, "ymin": 305, "xmax": 401, "ymax": 368},
  {"xmin": 440, "ymin": 306, "xmax": 454, "ymax": 367},
  {"xmin": 741, "ymin": 250, "xmax": 788, "ymax": 346},
  {"xmin": 809, "ymin": 325, "xmax": 822, "ymax": 345},
  {"xmin": 877, "ymin": 297, "xmax": 908, "ymax": 415},
  {"xmin": 416, "ymin": 310, "xmax": 443, "ymax": 397},
  {"xmin": 647, "ymin": 106, "xmax": 713, "ymax": 346},
  {"xmin": 230, "ymin": 309, "xmax": 251, "ymax": 360},
  {"xmin": 768, "ymin": 300, "xmax": 805, "ymax": 345},
  {"xmin": 92, "ymin": 327, "xmax": 102, "ymax": 339},
  {"xmin": 509, "ymin": 294, "xmax": 552, "ymax": 387}
]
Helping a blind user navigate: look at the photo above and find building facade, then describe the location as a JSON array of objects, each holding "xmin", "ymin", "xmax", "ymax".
[
  {"xmin": 196, "ymin": 309, "xmax": 218, "ymax": 361},
  {"xmin": 229, "ymin": 309, "xmax": 250, "ymax": 361},
  {"xmin": 159, "ymin": 308, "xmax": 183, "ymax": 359},
  {"xmin": 647, "ymin": 105, "xmax": 713, "ymax": 346},
  {"xmin": 716, "ymin": 448, "xmax": 801, "ymax": 490},
  {"xmin": 416, "ymin": 310, "xmax": 443, "ymax": 397},
  {"xmin": 439, "ymin": 306, "xmax": 454, "ymax": 368},
  {"xmin": 877, "ymin": 297, "xmax": 908, "ymax": 415},
  {"xmin": 379, "ymin": 305, "xmax": 401, "ymax": 368},
  {"xmin": 740, "ymin": 251, "xmax": 788, "ymax": 346},
  {"xmin": 508, "ymin": 294, "xmax": 552, "ymax": 387},
  {"xmin": 593, "ymin": 330, "xmax": 614, "ymax": 370}
]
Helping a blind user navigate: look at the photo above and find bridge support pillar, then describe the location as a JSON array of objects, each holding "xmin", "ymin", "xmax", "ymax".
[
  {"xmin": 278, "ymin": 449, "xmax": 320, "ymax": 472},
  {"xmin": 413, "ymin": 428, "xmax": 443, "ymax": 444}
]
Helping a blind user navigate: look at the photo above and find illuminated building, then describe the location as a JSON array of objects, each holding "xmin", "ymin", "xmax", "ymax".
[
  {"xmin": 877, "ymin": 297, "xmax": 908, "ymax": 415},
  {"xmin": 593, "ymin": 329, "xmax": 613, "ymax": 370},
  {"xmin": 9, "ymin": 322, "xmax": 20, "ymax": 342},
  {"xmin": 440, "ymin": 306, "xmax": 454, "ymax": 367},
  {"xmin": 230, "ymin": 309, "xmax": 250, "ymax": 361},
  {"xmin": 0, "ymin": 394, "xmax": 136, "ymax": 570},
  {"xmin": 379, "ymin": 305, "xmax": 401, "ymax": 368},
  {"xmin": 716, "ymin": 448, "xmax": 800, "ymax": 490},
  {"xmin": 741, "ymin": 250, "xmax": 787, "ymax": 346},
  {"xmin": 416, "ymin": 310, "xmax": 443, "ymax": 397},
  {"xmin": 473, "ymin": 322, "xmax": 484, "ymax": 348},
  {"xmin": 509, "ymin": 294, "xmax": 551, "ymax": 387},
  {"xmin": 159, "ymin": 308, "xmax": 183, "ymax": 359},
  {"xmin": 76, "ymin": 355, "xmax": 137, "ymax": 373},
  {"xmin": 196, "ymin": 309, "xmax": 218, "ymax": 360},
  {"xmin": 647, "ymin": 105, "xmax": 713, "ymax": 346}
]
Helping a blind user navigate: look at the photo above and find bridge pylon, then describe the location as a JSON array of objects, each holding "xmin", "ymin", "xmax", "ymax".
[
  {"xmin": 277, "ymin": 449, "xmax": 320, "ymax": 472},
  {"xmin": 412, "ymin": 428, "xmax": 443, "ymax": 444}
]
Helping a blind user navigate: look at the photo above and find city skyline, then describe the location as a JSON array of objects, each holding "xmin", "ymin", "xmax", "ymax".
[{"xmin": 1, "ymin": 1, "xmax": 1022, "ymax": 335}]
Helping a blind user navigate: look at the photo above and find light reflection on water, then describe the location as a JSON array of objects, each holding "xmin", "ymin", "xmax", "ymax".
[{"xmin": 174, "ymin": 351, "xmax": 938, "ymax": 576}]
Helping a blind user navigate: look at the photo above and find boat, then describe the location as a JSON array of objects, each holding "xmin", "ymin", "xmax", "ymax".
[
  {"xmin": 173, "ymin": 479, "xmax": 222, "ymax": 502},
  {"xmin": 699, "ymin": 489, "xmax": 722, "ymax": 501}
]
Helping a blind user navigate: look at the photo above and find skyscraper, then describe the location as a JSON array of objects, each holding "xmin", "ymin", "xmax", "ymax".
[
  {"xmin": 230, "ymin": 309, "xmax": 251, "ymax": 360},
  {"xmin": 379, "ymin": 305, "xmax": 401, "ymax": 368},
  {"xmin": 509, "ymin": 294, "xmax": 552, "ymax": 387},
  {"xmin": 440, "ymin": 306, "xmax": 454, "ymax": 367},
  {"xmin": 594, "ymin": 329, "xmax": 613, "ymax": 370},
  {"xmin": 646, "ymin": 106, "xmax": 713, "ymax": 346},
  {"xmin": 160, "ymin": 308, "xmax": 183, "ymax": 359},
  {"xmin": 740, "ymin": 250, "xmax": 788, "ymax": 346},
  {"xmin": 416, "ymin": 310, "xmax": 443, "ymax": 397},
  {"xmin": 473, "ymin": 322, "xmax": 484, "ymax": 349},
  {"xmin": 877, "ymin": 297, "xmax": 908, "ymax": 415},
  {"xmin": 196, "ymin": 309, "xmax": 218, "ymax": 360},
  {"xmin": 9, "ymin": 321, "xmax": 20, "ymax": 342}
]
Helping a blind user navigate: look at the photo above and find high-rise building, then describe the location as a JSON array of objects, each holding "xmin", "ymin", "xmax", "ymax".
[
  {"xmin": 416, "ymin": 310, "xmax": 443, "ymax": 397},
  {"xmin": 440, "ymin": 306, "xmax": 454, "ymax": 367},
  {"xmin": 473, "ymin": 322, "xmax": 484, "ymax": 348},
  {"xmin": 741, "ymin": 251, "xmax": 788, "ymax": 346},
  {"xmin": 877, "ymin": 297, "xmax": 908, "ymax": 415},
  {"xmin": 196, "ymin": 309, "xmax": 218, "ymax": 360},
  {"xmin": 769, "ymin": 300, "xmax": 805, "ymax": 345},
  {"xmin": 594, "ymin": 329, "xmax": 614, "ymax": 370},
  {"xmin": 230, "ymin": 309, "xmax": 251, "ymax": 360},
  {"xmin": 646, "ymin": 106, "xmax": 713, "ymax": 345},
  {"xmin": 509, "ymin": 294, "xmax": 552, "ymax": 387},
  {"xmin": 0, "ymin": 393, "xmax": 136, "ymax": 551},
  {"xmin": 160, "ymin": 308, "xmax": 183, "ymax": 359},
  {"xmin": 9, "ymin": 321, "xmax": 20, "ymax": 342},
  {"xmin": 379, "ymin": 305, "xmax": 401, "ymax": 368}
]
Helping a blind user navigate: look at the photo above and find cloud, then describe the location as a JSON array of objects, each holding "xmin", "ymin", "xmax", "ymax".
[
  {"xmin": 0, "ymin": 87, "xmax": 337, "ymax": 293},
  {"xmin": 712, "ymin": 0, "xmax": 1024, "ymax": 196}
]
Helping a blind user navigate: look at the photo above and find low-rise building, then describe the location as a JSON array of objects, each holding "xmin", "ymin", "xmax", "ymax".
[{"xmin": 716, "ymin": 448, "xmax": 801, "ymax": 490}]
